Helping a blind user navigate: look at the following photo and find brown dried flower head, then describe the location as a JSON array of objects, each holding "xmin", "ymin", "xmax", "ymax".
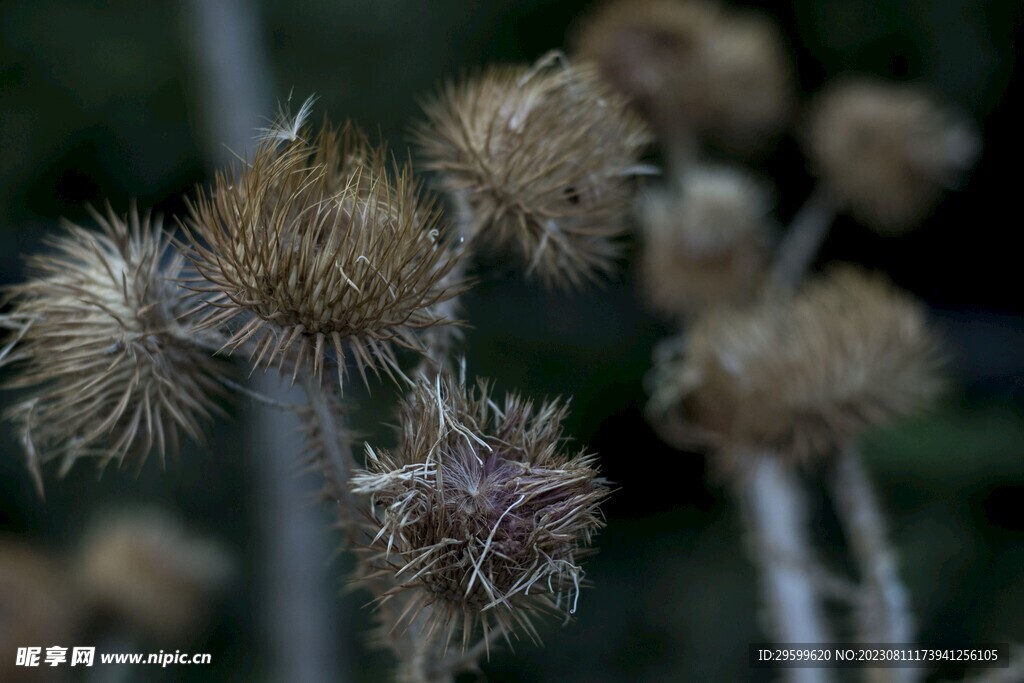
[
  {"xmin": 352, "ymin": 371, "xmax": 609, "ymax": 648},
  {"xmin": 185, "ymin": 120, "xmax": 463, "ymax": 389},
  {"xmin": 75, "ymin": 509, "xmax": 233, "ymax": 640},
  {"xmin": 647, "ymin": 267, "xmax": 944, "ymax": 463},
  {"xmin": 416, "ymin": 55, "xmax": 651, "ymax": 289},
  {"xmin": 574, "ymin": 0, "xmax": 793, "ymax": 152},
  {"xmin": 0, "ymin": 207, "xmax": 224, "ymax": 486},
  {"xmin": 1, "ymin": 540, "xmax": 78, "ymax": 683},
  {"xmin": 806, "ymin": 79, "xmax": 980, "ymax": 233},
  {"xmin": 640, "ymin": 165, "xmax": 769, "ymax": 318}
]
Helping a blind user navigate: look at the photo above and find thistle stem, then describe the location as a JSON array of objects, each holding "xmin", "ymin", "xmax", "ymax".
[
  {"xmin": 299, "ymin": 373, "xmax": 358, "ymax": 528},
  {"xmin": 771, "ymin": 189, "xmax": 838, "ymax": 287},
  {"xmin": 830, "ymin": 445, "xmax": 919, "ymax": 683},
  {"xmin": 738, "ymin": 452, "xmax": 836, "ymax": 683}
]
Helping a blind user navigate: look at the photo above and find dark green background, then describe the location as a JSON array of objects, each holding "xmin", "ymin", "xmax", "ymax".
[{"xmin": 1, "ymin": 0, "xmax": 1022, "ymax": 680}]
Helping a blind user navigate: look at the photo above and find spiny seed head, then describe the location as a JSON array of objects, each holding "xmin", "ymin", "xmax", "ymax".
[
  {"xmin": 806, "ymin": 79, "xmax": 980, "ymax": 233},
  {"xmin": 184, "ymin": 121, "xmax": 464, "ymax": 390},
  {"xmin": 647, "ymin": 267, "xmax": 944, "ymax": 464},
  {"xmin": 574, "ymin": 0, "xmax": 793, "ymax": 153},
  {"xmin": 0, "ymin": 206, "xmax": 225, "ymax": 488},
  {"xmin": 416, "ymin": 54, "xmax": 651, "ymax": 289},
  {"xmin": 640, "ymin": 165, "xmax": 769, "ymax": 318},
  {"xmin": 351, "ymin": 371, "xmax": 609, "ymax": 649}
]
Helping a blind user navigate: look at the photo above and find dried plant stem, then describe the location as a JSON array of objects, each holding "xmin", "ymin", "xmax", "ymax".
[
  {"xmin": 253, "ymin": 373, "xmax": 343, "ymax": 683},
  {"xmin": 416, "ymin": 258, "xmax": 466, "ymax": 377},
  {"xmin": 184, "ymin": 0, "xmax": 347, "ymax": 678},
  {"xmin": 394, "ymin": 612, "xmax": 502, "ymax": 683},
  {"xmin": 416, "ymin": 188, "xmax": 474, "ymax": 378},
  {"xmin": 831, "ymin": 445, "xmax": 919, "ymax": 683},
  {"xmin": 299, "ymin": 373, "xmax": 358, "ymax": 524},
  {"xmin": 738, "ymin": 451, "xmax": 836, "ymax": 683},
  {"xmin": 771, "ymin": 189, "xmax": 837, "ymax": 287}
]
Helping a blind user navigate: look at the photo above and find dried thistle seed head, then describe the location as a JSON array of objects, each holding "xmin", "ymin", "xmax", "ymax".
[
  {"xmin": 640, "ymin": 165, "xmax": 769, "ymax": 318},
  {"xmin": 1, "ymin": 540, "xmax": 78, "ymax": 682},
  {"xmin": 416, "ymin": 55, "xmax": 651, "ymax": 289},
  {"xmin": 185, "ymin": 121, "xmax": 463, "ymax": 389},
  {"xmin": 351, "ymin": 372, "xmax": 609, "ymax": 648},
  {"xmin": 647, "ymin": 267, "xmax": 944, "ymax": 463},
  {"xmin": 573, "ymin": 0, "xmax": 793, "ymax": 153},
  {"xmin": 0, "ymin": 207, "xmax": 225, "ymax": 485},
  {"xmin": 75, "ymin": 509, "xmax": 233, "ymax": 640},
  {"xmin": 806, "ymin": 79, "xmax": 980, "ymax": 233}
]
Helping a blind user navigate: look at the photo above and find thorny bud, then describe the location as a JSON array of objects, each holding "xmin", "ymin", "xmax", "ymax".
[
  {"xmin": 75, "ymin": 509, "xmax": 233, "ymax": 641},
  {"xmin": 0, "ymin": 206, "xmax": 225, "ymax": 489},
  {"xmin": 806, "ymin": 79, "xmax": 980, "ymax": 234},
  {"xmin": 184, "ymin": 117, "xmax": 464, "ymax": 390},
  {"xmin": 351, "ymin": 371, "xmax": 609, "ymax": 650},
  {"xmin": 647, "ymin": 267, "xmax": 944, "ymax": 464},
  {"xmin": 574, "ymin": 0, "xmax": 793, "ymax": 154},
  {"xmin": 640, "ymin": 165, "xmax": 769, "ymax": 318},
  {"xmin": 416, "ymin": 54, "xmax": 651, "ymax": 290}
]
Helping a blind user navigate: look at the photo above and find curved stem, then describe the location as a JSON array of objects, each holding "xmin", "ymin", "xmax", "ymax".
[
  {"xmin": 831, "ymin": 445, "xmax": 919, "ymax": 683},
  {"xmin": 771, "ymin": 189, "xmax": 838, "ymax": 287}
]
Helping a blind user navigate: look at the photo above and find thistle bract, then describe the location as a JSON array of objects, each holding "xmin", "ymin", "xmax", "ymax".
[
  {"xmin": 185, "ymin": 122, "xmax": 463, "ymax": 389},
  {"xmin": 417, "ymin": 57, "xmax": 650, "ymax": 289},
  {"xmin": 352, "ymin": 373, "xmax": 609, "ymax": 648},
  {"xmin": 1, "ymin": 207, "xmax": 224, "ymax": 485}
]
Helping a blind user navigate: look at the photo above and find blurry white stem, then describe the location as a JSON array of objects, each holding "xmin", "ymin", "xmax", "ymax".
[
  {"xmin": 771, "ymin": 189, "xmax": 838, "ymax": 287},
  {"xmin": 831, "ymin": 445, "xmax": 919, "ymax": 683},
  {"xmin": 739, "ymin": 452, "xmax": 835, "ymax": 683}
]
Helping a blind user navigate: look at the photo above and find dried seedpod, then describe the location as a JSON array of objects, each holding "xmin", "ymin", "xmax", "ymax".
[
  {"xmin": 0, "ymin": 207, "xmax": 225, "ymax": 487},
  {"xmin": 647, "ymin": 267, "xmax": 944, "ymax": 464},
  {"xmin": 352, "ymin": 371, "xmax": 609, "ymax": 650},
  {"xmin": 184, "ymin": 121, "xmax": 464, "ymax": 390},
  {"xmin": 75, "ymin": 509, "xmax": 233, "ymax": 641},
  {"xmin": 806, "ymin": 79, "xmax": 980, "ymax": 233},
  {"xmin": 640, "ymin": 165, "xmax": 769, "ymax": 318},
  {"xmin": 416, "ymin": 54, "xmax": 651, "ymax": 289},
  {"xmin": 574, "ymin": 0, "xmax": 793, "ymax": 155}
]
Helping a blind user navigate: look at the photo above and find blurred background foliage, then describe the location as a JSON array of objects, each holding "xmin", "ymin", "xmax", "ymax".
[{"xmin": 1, "ymin": 0, "xmax": 1022, "ymax": 681}]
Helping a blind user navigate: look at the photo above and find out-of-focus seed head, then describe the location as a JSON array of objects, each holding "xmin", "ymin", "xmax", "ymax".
[
  {"xmin": 0, "ymin": 540, "xmax": 78, "ymax": 683},
  {"xmin": 647, "ymin": 267, "xmax": 944, "ymax": 464},
  {"xmin": 574, "ymin": 0, "xmax": 793, "ymax": 153},
  {"xmin": 185, "ymin": 121, "xmax": 463, "ymax": 389},
  {"xmin": 75, "ymin": 509, "xmax": 233, "ymax": 641},
  {"xmin": 352, "ymin": 371, "xmax": 609, "ymax": 649},
  {"xmin": 806, "ymin": 79, "xmax": 980, "ymax": 233},
  {"xmin": 416, "ymin": 55, "xmax": 651, "ymax": 289},
  {"xmin": 640, "ymin": 165, "xmax": 769, "ymax": 318},
  {"xmin": 0, "ymin": 207, "xmax": 225, "ymax": 488}
]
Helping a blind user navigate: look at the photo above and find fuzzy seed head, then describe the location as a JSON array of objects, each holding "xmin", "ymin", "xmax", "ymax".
[
  {"xmin": 647, "ymin": 267, "xmax": 944, "ymax": 463},
  {"xmin": 75, "ymin": 510, "xmax": 233, "ymax": 640},
  {"xmin": 416, "ymin": 55, "xmax": 651, "ymax": 289},
  {"xmin": 574, "ymin": 0, "xmax": 793, "ymax": 152},
  {"xmin": 807, "ymin": 79, "xmax": 980, "ymax": 233},
  {"xmin": 640, "ymin": 165, "xmax": 769, "ymax": 318},
  {"xmin": 352, "ymin": 372, "xmax": 609, "ymax": 648},
  {"xmin": 185, "ymin": 122, "xmax": 463, "ymax": 389},
  {"xmin": 0, "ymin": 207, "xmax": 224, "ymax": 484}
]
